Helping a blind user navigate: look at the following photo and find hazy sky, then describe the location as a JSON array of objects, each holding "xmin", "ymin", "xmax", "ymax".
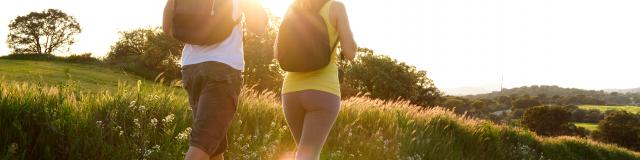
[{"xmin": 1, "ymin": 0, "xmax": 639, "ymax": 94}]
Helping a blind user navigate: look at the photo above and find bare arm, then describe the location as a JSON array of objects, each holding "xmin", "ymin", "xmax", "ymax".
[
  {"xmin": 162, "ymin": 0, "xmax": 175, "ymax": 37},
  {"xmin": 241, "ymin": 0, "xmax": 268, "ymax": 34},
  {"xmin": 331, "ymin": 2, "xmax": 357, "ymax": 61}
]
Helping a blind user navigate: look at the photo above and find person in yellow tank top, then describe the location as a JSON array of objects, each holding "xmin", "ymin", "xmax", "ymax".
[{"xmin": 274, "ymin": 0, "xmax": 357, "ymax": 159}]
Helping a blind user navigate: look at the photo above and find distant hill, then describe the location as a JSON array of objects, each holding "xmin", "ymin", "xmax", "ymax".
[
  {"xmin": 465, "ymin": 85, "xmax": 607, "ymax": 99},
  {"xmin": 464, "ymin": 85, "xmax": 640, "ymax": 106},
  {"xmin": 443, "ymin": 86, "xmax": 496, "ymax": 96},
  {"xmin": 605, "ymin": 88, "xmax": 640, "ymax": 93}
]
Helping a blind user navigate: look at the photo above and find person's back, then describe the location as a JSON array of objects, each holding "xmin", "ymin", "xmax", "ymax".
[
  {"xmin": 163, "ymin": 0, "xmax": 267, "ymax": 159},
  {"xmin": 275, "ymin": 0, "xmax": 357, "ymax": 159}
]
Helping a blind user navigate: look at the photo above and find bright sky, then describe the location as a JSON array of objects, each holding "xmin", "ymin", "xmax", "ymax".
[{"xmin": 1, "ymin": 0, "xmax": 639, "ymax": 94}]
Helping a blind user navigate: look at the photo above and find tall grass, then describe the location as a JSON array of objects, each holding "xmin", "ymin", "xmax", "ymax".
[{"xmin": 1, "ymin": 80, "xmax": 639, "ymax": 160}]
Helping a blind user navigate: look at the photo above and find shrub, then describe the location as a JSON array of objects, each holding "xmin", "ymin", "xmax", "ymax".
[
  {"xmin": 64, "ymin": 53, "xmax": 100, "ymax": 64},
  {"xmin": 522, "ymin": 106, "xmax": 574, "ymax": 136},
  {"xmin": 593, "ymin": 111, "xmax": 640, "ymax": 151}
]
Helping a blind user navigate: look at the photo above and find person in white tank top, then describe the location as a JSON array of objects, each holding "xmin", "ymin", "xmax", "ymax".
[{"xmin": 163, "ymin": 0, "xmax": 267, "ymax": 160}]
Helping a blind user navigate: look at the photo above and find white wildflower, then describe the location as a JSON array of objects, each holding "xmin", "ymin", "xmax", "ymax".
[
  {"xmin": 176, "ymin": 127, "xmax": 191, "ymax": 140},
  {"xmin": 96, "ymin": 121, "xmax": 103, "ymax": 127},
  {"xmin": 150, "ymin": 118, "xmax": 158, "ymax": 127},
  {"xmin": 134, "ymin": 119, "xmax": 140, "ymax": 128},
  {"xmin": 162, "ymin": 114, "xmax": 175, "ymax": 124}
]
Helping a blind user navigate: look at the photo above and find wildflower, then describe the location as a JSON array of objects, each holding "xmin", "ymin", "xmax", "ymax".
[
  {"xmin": 150, "ymin": 118, "xmax": 158, "ymax": 127},
  {"xmin": 162, "ymin": 114, "xmax": 175, "ymax": 124},
  {"xmin": 119, "ymin": 130, "xmax": 124, "ymax": 136},
  {"xmin": 139, "ymin": 106, "xmax": 146, "ymax": 113},
  {"xmin": 8, "ymin": 143, "xmax": 17, "ymax": 154},
  {"xmin": 96, "ymin": 121, "xmax": 103, "ymax": 127},
  {"xmin": 270, "ymin": 122, "xmax": 276, "ymax": 128},
  {"xmin": 134, "ymin": 119, "xmax": 140, "ymax": 128},
  {"xmin": 176, "ymin": 127, "xmax": 191, "ymax": 140},
  {"xmin": 152, "ymin": 145, "xmax": 160, "ymax": 150}
]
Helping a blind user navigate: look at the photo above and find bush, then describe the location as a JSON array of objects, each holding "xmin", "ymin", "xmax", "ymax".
[
  {"xmin": 64, "ymin": 53, "xmax": 100, "ymax": 64},
  {"xmin": 342, "ymin": 48, "xmax": 442, "ymax": 107},
  {"xmin": 0, "ymin": 53, "xmax": 60, "ymax": 61},
  {"xmin": 522, "ymin": 106, "xmax": 574, "ymax": 136},
  {"xmin": 593, "ymin": 111, "xmax": 640, "ymax": 151},
  {"xmin": 0, "ymin": 53, "xmax": 101, "ymax": 64},
  {"xmin": 106, "ymin": 28, "xmax": 183, "ymax": 81}
]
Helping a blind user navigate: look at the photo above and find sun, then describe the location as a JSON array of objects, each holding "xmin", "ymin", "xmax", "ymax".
[{"xmin": 260, "ymin": 0, "xmax": 294, "ymax": 17}]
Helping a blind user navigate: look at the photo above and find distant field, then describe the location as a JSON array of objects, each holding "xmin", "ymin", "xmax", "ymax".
[
  {"xmin": 575, "ymin": 123, "xmax": 598, "ymax": 131},
  {"xmin": 579, "ymin": 105, "xmax": 640, "ymax": 114}
]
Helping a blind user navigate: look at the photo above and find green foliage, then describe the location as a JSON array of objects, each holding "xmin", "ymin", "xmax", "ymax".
[
  {"xmin": 1, "ymin": 53, "xmax": 100, "ymax": 64},
  {"xmin": 467, "ymin": 85, "xmax": 635, "ymax": 106},
  {"xmin": 1, "ymin": 79, "xmax": 638, "ymax": 159},
  {"xmin": 7, "ymin": 9, "xmax": 81, "ymax": 55},
  {"xmin": 342, "ymin": 48, "xmax": 442, "ymax": 107},
  {"xmin": 1, "ymin": 61, "xmax": 639, "ymax": 159},
  {"xmin": 242, "ymin": 16, "xmax": 284, "ymax": 92},
  {"xmin": 512, "ymin": 98, "xmax": 542, "ymax": 110},
  {"xmin": 593, "ymin": 111, "xmax": 640, "ymax": 151},
  {"xmin": 106, "ymin": 28, "xmax": 184, "ymax": 80},
  {"xmin": 522, "ymin": 106, "xmax": 579, "ymax": 136}
]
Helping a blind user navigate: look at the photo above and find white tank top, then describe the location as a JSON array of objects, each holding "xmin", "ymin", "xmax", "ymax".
[{"xmin": 180, "ymin": 0, "xmax": 244, "ymax": 71}]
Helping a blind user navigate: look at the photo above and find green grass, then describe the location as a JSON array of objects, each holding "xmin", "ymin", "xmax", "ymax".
[
  {"xmin": 0, "ymin": 59, "xmax": 151, "ymax": 93},
  {"xmin": 1, "ymin": 60, "xmax": 639, "ymax": 160},
  {"xmin": 575, "ymin": 123, "xmax": 598, "ymax": 131},
  {"xmin": 579, "ymin": 105, "xmax": 640, "ymax": 114}
]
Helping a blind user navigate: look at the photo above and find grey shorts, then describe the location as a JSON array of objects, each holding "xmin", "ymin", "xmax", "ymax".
[{"xmin": 181, "ymin": 61, "xmax": 242, "ymax": 156}]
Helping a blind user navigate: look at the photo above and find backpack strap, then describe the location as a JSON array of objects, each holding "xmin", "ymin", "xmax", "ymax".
[{"xmin": 320, "ymin": 0, "xmax": 341, "ymax": 59}]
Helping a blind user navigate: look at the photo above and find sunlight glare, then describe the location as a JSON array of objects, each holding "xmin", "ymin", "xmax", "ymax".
[{"xmin": 261, "ymin": 0, "xmax": 293, "ymax": 17}]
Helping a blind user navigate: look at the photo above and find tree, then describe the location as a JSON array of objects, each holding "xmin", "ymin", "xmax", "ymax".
[
  {"xmin": 521, "ymin": 106, "xmax": 573, "ymax": 136},
  {"xmin": 441, "ymin": 96, "xmax": 469, "ymax": 113},
  {"xmin": 7, "ymin": 9, "xmax": 81, "ymax": 55},
  {"xmin": 511, "ymin": 98, "xmax": 541, "ymax": 110},
  {"xmin": 242, "ymin": 16, "xmax": 284, "ymax": 92},
  {"xmin": 107, "ymin": 28, "xmax": 183, "ymax": 80},
  {"xmin": 593, "ymin": 111, "xmax": 640, "ymax": 151},
  {"xmin": 342, "ymin": 48, "xmax": 442, "ymax": 106}
]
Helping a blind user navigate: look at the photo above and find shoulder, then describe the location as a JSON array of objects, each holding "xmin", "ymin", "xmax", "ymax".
[{"xmin": 330, "ymin": 1, "xmax": 346, "ymax": 13}]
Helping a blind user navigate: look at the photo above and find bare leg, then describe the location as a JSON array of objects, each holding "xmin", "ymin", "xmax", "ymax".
[
  {"xmin": 185, "ymin": 147, "xmax": 210, "ymax": 160},
  {"xmin": 210, "ymin": 153, "xmax": 224, "ymax": 160}
]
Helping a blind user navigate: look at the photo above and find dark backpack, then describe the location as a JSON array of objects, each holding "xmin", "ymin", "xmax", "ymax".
[
  {"xmin": 172, "ymin": 0, "xmax": 239, "ymax": 45},
  {"xmin": 276, "ymin": 1, "xmax": 339, "ymax": 72}
]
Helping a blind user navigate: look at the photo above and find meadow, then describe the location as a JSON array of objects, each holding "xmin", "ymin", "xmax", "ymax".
[
  {"xmin": 1, "ymin": 60, "xmax": 639, "ymax": 160},
  {"xmin": 579, "ymin": 105, "xmax": 640, "ymax": 114},
  {"xmin": 574, "ymin": 123, "xmax": 598, "ymax": 132}
]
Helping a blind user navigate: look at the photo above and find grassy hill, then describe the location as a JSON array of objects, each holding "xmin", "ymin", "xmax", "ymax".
[
  {"xmin": 1, "ymin": 60, "xmax": 639, "ymax": 160},
  {"xmin": 0, "ymin": 59, "xmax": 144, "ymax": 93}
]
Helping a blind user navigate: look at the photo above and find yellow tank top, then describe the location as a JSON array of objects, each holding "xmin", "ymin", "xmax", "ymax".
[{"xmin": 281, "ymin": 1, "xmax": 340, "ymax": 96}]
